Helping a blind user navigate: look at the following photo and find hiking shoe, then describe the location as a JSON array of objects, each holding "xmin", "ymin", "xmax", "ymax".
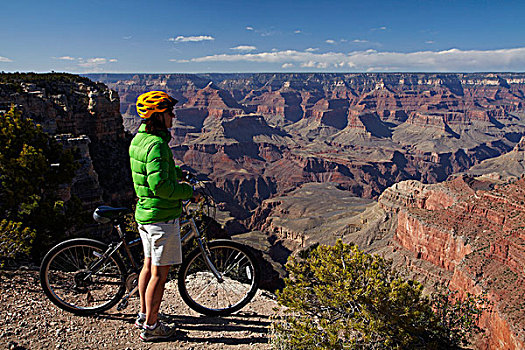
[
  {"xmin": 135, "ymin": 314, "xmax": 146, "ymax": 329},
  {"xmin": 140, "ymin": 322, "xmax": 177, "ymax": 342},
  {"xmin": 135, "ymin": 312, "xmax": 168, "ymax": 329}
]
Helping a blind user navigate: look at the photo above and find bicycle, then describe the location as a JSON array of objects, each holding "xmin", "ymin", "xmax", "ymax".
[{"xmin": 39, "ymin": 179, "xmax": 260, "ymax": 317}]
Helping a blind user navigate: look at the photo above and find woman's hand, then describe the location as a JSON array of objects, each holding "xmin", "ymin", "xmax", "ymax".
[{"xmin": 191, "ymin": 188, "xmax": 203, "ymax": 203}]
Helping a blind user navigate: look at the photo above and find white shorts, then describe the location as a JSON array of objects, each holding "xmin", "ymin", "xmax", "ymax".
[{"xmin": 138, "ymin": 219, "xmax": 182, "ymax": 266}]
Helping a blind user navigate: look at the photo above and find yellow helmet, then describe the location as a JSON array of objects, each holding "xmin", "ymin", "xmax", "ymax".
[{"xmin": 136, "ymin": 91, "xmax": 178, "ymax": 119}]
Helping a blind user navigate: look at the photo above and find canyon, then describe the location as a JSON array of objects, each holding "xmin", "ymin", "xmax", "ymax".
[
  {"xmin": 88, "ymin": 73, "xmax": 525, "ymax": 226},
  {"xmin": 2, "ymin": 73, "xmax": 525, "ymax": 348},
  {"xmin": 0, "ymin": 74, "xmax": 134, "ymax": 214},
  {"xmin": 85, "ymin": 73, "xmax": 525, "ymax": 348},
  {"xmin": 379, "ymin": 174, "xmax": 525, "ymax": 349}
]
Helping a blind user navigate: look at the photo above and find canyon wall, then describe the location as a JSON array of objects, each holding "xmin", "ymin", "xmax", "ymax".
[
  {"xmin": 82, "ymin": 73, "xmax": 525, "ymax": 347},
  {"xmin": 2, "ymin": 73, "xmax": 523, "ymax": 347},
  {"xmin": 379, "ymin": 176, "xmax": 525, "ymax": 349}
]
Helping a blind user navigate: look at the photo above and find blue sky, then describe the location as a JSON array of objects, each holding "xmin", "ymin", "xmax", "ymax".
[{"xmin": 1, "ymin": 0, "xmax": 525, "ymax": 73}]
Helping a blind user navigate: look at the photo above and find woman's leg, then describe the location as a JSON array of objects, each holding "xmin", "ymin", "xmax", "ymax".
[
  {"xmin": 144, "ymin": 264, "xmax": 171, "ymax": 326},
  {"xmin": 138, "ymin": 257, "xmax": 152, "ymax": 314}
]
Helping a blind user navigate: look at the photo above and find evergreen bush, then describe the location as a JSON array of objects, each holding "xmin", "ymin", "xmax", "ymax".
[
  {"xmin": 0, "ymin": 106, "xmax": 80, "ymax": 261},
  {"xmin": 271, "ymin": 240, "xmax": 484, "ymax": 349},
  {"xmin": 0, "ymin": 220, "xmax": 36, "ymax": 267}
]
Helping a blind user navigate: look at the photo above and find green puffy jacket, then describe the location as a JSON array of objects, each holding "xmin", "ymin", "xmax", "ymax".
[{"xmin": 129, "ymin": 124, "xmax": 193, "ymax": 224}]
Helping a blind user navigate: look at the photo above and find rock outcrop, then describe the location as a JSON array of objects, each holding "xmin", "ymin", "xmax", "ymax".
[
  {"xmin": 0, "ymin": 73, "xmax": 133, "ymax": 207},
  {"xmin": 38, "ymin": 72, "xmax": 522, "ymax": 347},
  {"xmin": 379, "ymin": 176, "xmax": 525, "ymax": 349},
  {"xmin": 253, "ymin": 174, "xmax": 525, "ymax": 348}
]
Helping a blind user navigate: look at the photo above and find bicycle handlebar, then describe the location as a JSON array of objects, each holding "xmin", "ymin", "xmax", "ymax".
[{"xmin": 180, "ymin": 172, "xmax": 216, "ymax": 220}]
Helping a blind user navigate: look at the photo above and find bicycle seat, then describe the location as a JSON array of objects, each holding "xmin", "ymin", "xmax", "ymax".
[{"xmin": 93, "ymin": 206, "xmax": 131, "ymax": 224}]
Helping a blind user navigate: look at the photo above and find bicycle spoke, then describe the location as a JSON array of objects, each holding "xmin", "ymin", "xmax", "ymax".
[
  {"xmin": 55, "ymin": 251, "xmax": 78, "ymax": 271},
  {"xmin": 192, "ymin": 274, "xmax": 216, "ymax": 301},
  {"xmin": 220, "ymin": 249, "xmax": 237, "ymax": 272},
  {"xmin": 217, "ymin": 281, "xmax": 235, "ymax": 307},
  {"xmin": 72, "ymin": 247, "xmax": 81, "ymax": 269},
  {"xmin": 223, "ymin": 252, "xmax": 247, "ymax": 275}
]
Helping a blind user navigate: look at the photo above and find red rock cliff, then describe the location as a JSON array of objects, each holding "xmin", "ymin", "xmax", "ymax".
[{"xmin": 379, "ymin": 176, "xmax": 525, "ymax": 349}]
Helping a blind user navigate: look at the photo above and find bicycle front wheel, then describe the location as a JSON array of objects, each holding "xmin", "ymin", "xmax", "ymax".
[
  {"xmin": 40, "ymin": 238, "xmax": 126, "ymax": 315},
  {"xmin": 178, "ymin": 239, "xmax": 260, "ymax": 316}
]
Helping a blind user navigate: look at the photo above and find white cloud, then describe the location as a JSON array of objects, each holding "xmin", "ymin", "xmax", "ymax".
[
  {"xmin": 340, "ymin": 39, "xmax": 348, "ymax": 43},
  {"xmin": 326, "ymin": 39, "xmax": 336, "ymax": 44},
  {"xmin": 86, "ymin": 58, "xmax": 106, "ymax": 64},
  {"xmin": 425, "ymin": 40, "xmax": 435, "ymax": 44},
  {"xmin": 123, "ymin": 36, "xmax": 132, "ymax": 40},
  {"xmin": 231, "ymin": 45, "xmax": 257, "ymax": 51},
  {"xmin": 294, "ymin": 30, "xmax": 302, "ymax": 34},
  {"xmin": 301, "ymin": 61, "xmax": 316, "ymax": 68},
  {"xmin": 177, "ymin": 47, "xmax": 525, "ymax": 71},
  {"xmin": 77, "ymin": 57, "xmax": 118, "ymax": 68},
  {"xmin": 169, "ymin": 35, "xmax": 215, "ymax": 42},
  {"xmin": 305, "ymin": 48, "xmax": 319, "ymax": 52},
  {"xmin": 353, "ymin": 39, "xmax": 369, "ymax": 43},
  {"xmin": 301, "ymin": 61, "xmax": 329, "ymax": 69},
  {"xmin": 50, "ymin": 56, "xmax": 118, "ymax": 72},
  {"xmin": 372, "ymin": 26, "xmax": 387, "ymax": 31},
  {"xmin": 261, "ymin": 31, "xmax": 276, "ymax": 37},
  {"xmin": 282, "ymin": 63, "xmax": 294, "ymax": 68},
  {"xmin": 0, "ymin": 56, "xmax": 12, "ymax": 62},
  {"xmin": 246, "ymin": 26, "xmax": 254, "ymax": 31}
]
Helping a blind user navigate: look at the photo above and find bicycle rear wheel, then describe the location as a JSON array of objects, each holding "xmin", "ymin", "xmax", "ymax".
[
  {"xmin": 40, "ymin": 238, "xmax": 126, "ymax": 315},
  {"xmin": 177, "ymin": 239, "xmax": 260, "ymax": 316}
]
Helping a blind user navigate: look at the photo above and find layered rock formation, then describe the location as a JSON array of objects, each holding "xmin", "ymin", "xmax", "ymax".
[
  {"xmin": 379, "ymin": 176, "xmax": 525, "ymax": 349},
  {"xmin": 0, "ymin": 73, "xmax": 133, "ymax": 207},
  {"xmin": 466, "ymin": 136, "xmax": 525, "ymax": 178},
  {"xmin": 88, "ymin": 73, "xmax": 525, "ymax": 226}
]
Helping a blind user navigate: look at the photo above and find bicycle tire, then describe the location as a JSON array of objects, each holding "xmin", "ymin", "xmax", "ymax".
[
  {"xmin": 177, "ymin": 239, "xmax": 260, "ymax": 316},
  {"xmin": 40, "ymin": 238, "xmax": 127, "ymax": 315}
]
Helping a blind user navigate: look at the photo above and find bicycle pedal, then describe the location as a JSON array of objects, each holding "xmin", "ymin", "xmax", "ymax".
[{"xmin": 117, "ymin": 299, "xmax": 129, "ymax": 311}]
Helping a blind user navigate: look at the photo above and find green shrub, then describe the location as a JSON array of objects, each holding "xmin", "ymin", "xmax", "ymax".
[
  {"xmin": 0, "ymin": 220, "xmax": 36, "ymax": 266},
  {"xmin": 0, "ymin": 106, "xmax": 80, "ymax": 260},
  {"xmin": 271, "ymin": 241, "xmax": 484, "ymax": 349}
]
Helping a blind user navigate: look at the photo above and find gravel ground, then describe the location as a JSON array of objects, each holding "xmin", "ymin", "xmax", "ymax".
[{"xmin": 0, "ymin": 268, "xmax": 281, "ymax": 350}]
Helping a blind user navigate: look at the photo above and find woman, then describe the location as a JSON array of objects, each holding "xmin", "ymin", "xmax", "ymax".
[{"xmin": 129, "ymin": 91, "xmax": 195, "ymax": 342}]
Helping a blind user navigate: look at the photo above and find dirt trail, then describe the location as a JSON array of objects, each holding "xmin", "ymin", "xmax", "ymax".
[{"xmin": 0, "ymin": 269, "xmax": 280, "ymax": 350}]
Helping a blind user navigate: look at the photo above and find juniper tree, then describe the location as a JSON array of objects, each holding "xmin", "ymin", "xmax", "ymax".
[{"xmin": 271, "ymin": 240, "xmax": 484, "ymax": 349}]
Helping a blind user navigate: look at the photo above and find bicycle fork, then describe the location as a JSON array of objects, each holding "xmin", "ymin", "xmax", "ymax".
[
  {"xmin": 117, "ymin": 285, "xmax": 138, "ymax": 311},
  {"xmin": 190, "ymin": 218, "xmax": 224, "ymax": 283}
]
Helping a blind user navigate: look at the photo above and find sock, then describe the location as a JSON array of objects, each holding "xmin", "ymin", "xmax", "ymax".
[
  {"xmin": 145, "ymin": 322, "xmax": 157, "ymax": 330},
  {"xmin": 138, "ymin": 312, "xmax": 146, "ymax": 319}
]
